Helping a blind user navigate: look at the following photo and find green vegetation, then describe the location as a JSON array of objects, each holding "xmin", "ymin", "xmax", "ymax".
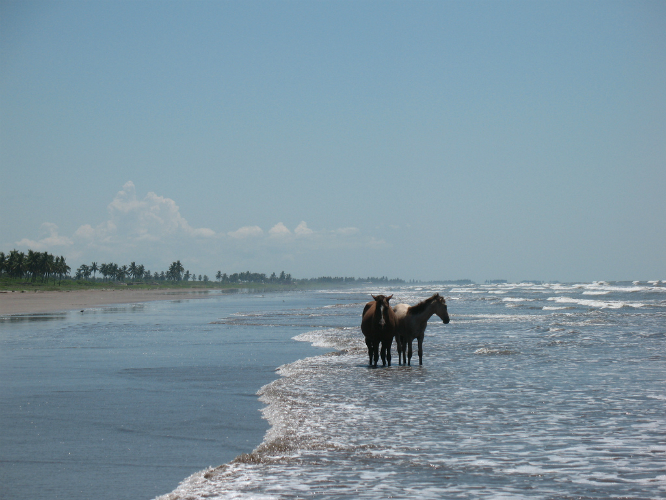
[
  {"xmin": 0, "ymin": 249, "xmax": 405, "ymax": 292},
  {"xmin": 0, "ymin": 249, "xmax": 70, "ymax": 287}
]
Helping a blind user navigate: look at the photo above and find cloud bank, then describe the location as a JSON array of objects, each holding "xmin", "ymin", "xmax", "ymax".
[
  {"xmin": 14, "ymin": 182, "xmax": 383, "ymax": 275},
  {"xmin": 74, "ymin": 181, "xmax": 215, "ymax": 245},
  {"xmin": 16, "ymin": 222, "xmax": 73, "ymax": 251}
]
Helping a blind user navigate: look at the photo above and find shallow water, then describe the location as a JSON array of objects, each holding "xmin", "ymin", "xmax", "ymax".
[
  {"xmin": 2, "ymin": 283, "xmax": 664, "ymax": 499},
  {"xmin": 0, "ymin": 291, "xmax": 325, "ymax": 500},
  {"xmin": 159, "ymin": 282, "xmax": 666, "ymax": 500}
]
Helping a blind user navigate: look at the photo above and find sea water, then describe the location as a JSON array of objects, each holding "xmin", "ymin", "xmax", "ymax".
[
  {"xmin": 0, "ymin": 291, "xmax": 326, "ymax": 500},
  {"xmin": 2, "ymin": 283, "xmax": 665, "ymax": 499},
  {"xmin": 158, "ymin": 282, "xmax": 665, "ymax": 500}
]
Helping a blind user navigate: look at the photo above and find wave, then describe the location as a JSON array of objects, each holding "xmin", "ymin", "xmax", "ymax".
[
  {"xmin": 547, "ymin": 296, "xmax": 645, "ymax": 309},
  {"xmin": 157, "ymin": 284, "xmax": 665, "ymax": 500}
]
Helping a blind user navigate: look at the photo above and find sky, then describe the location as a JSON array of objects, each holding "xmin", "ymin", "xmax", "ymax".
[{"xmin": 1, "ymin": 0, "xmax": 664, "ymax": 283}]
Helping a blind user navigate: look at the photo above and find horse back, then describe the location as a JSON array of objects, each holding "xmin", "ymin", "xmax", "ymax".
[{"xmin": 392, "ymin": 303, "xmax": 410, "ymax": 320}]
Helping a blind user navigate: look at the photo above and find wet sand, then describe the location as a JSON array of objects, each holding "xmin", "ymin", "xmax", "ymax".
[{"xmin": 0, "ymin": 288, "xmax": 219, "ymax": 316}]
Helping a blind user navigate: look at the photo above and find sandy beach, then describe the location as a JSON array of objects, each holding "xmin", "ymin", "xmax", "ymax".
[{"xmin": 0, "ymin": 288, "xmax": 220, "ymax": 316}]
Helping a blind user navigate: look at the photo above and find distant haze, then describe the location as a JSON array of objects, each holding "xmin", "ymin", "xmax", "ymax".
[{"xmin": 2, "ymin": 1, "xmax": 664, "ymax": 283}]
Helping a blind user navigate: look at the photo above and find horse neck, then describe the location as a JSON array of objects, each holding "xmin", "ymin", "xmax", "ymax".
[{"xmin": 411, "ymin": 301, "xmax": 438, "ymax": 324}]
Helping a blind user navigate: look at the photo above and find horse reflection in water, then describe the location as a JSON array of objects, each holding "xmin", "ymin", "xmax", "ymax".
[
  {"xmin": 393, "ymin": 293, "xmax": 450, "ymax": 366},
  {"xmin": 361, "ymin": 294, "xmax": 397, "ymax": 368}
]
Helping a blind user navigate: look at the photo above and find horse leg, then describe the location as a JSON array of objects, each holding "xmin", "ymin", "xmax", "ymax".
[
  {"xmin": 380, "ymin": 342, "xmax": 387, "ymax": 366},
  {"xmin": 366, "ymin": 339, "xmax": 373, "ymax": 367},
  {"xmin": 399, "ymin": 336, "xmax": 406, "ymax": 365},
  {"xmin": 373, "ymin": 342, "xmax": 380, "ymax": 368},
  {"xmin": 417, "ymin": 336, "xmax": 424, "ymax": 365},
  {"xmin": 385, "ymin": 338, "xmax": 392, "ymax": 367},
  {"xmin": 407, "ymin": 340, "xmax": 413, "ymax": 366},
  {"xmin": 395, "ymin": 336, "xmax": 401, "ymax": 365},
  {"xmin": 396, "ymin": 339, "xmax": 400, "ymax": 366}
]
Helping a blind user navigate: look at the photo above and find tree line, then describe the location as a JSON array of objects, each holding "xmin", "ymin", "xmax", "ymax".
[
  {"xmin": 0, "ymin": 250, "xmax": 70, "ymax": 285},
  {"xmin": 2, "ymin": 249, "xmax": 404, "ymax": 286},
  {"xmin": 216, "ymin": 271, "xmax": 292, "ymax": 284},
  {"xmin": 75, "ymin": 263, "xmax": 294, "ymax": 284}
]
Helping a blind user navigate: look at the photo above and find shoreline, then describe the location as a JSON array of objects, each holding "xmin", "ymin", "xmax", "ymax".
[{"xmin": 0, "ymin": 288, "xmax": 222, "ymax": 316}]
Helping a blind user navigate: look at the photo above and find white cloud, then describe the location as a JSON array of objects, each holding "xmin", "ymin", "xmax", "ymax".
[
  {"xmin": 16, "ymin": 223, "xmax": 73, "ymax": 250},
  {"xmin": 228, "ymin": 225, "xmax": 264, "ymax": 239},
  {"xmin": 269, "ymin": 222, "xmax": 291, "ymax": 238},
  {"xmin": 294, "ymin": 221, "xmax": 313, "ymax": 236},
  {"xmin": 74, "ymin": 221, "xmax": 117, "ymax": 243},
  {"xmin": 14, "ymin": 183, "xmax": 389, "ymax": 276},
  {"xmin": 75, "ymin": 181, "xmax": 215, "ymax": 245}
]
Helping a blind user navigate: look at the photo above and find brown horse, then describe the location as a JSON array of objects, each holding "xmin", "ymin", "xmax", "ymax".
[
  {"xmin": 361, "ymin": 294, "xmax": 397, "ymax": 367},
  {"xmin": 393, "ymin": 293, "xmax": 450, "ymax": 366}
]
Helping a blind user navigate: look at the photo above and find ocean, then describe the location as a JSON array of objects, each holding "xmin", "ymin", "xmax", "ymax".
[{"xmin": 2, "ymin": 282, "xmax": 665, "ymax": 499}]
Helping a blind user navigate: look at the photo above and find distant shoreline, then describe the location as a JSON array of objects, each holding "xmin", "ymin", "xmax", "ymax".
[
  {"xmin": 0, "ymin": 278, "xmax": 407, "ymax": 316},
  {"xmin": 0, "ymin": 288, "xmax": 227, "ymax": 316}
]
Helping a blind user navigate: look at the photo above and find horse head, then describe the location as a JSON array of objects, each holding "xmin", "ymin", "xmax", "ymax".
[
  {"xmin": 432, "ymin": 293, "xmax": 450, "ymax": 324},
  {"xmin": 371, "ymin": 294, "xmax": 393, "ymax": 327}
]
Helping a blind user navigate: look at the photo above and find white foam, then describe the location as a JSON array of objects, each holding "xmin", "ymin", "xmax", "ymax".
[
  {"xmin": 547, "ymin": 296, "xmax": 645, "ymax": 309},
  {"xmin": 156, "ymin": 283, "xmax": 664, "ymax": 500}
]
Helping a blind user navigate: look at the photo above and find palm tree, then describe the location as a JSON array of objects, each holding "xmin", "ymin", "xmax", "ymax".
[
  {"xmin": 0, "ymin": 251, "xmax": 6, "ymax": 276},
  {"xmin": 39, "ymin": 252, "xmax": 50, "ymax": 282},
  {"xmin": 26, "ymin": 250, "xmax": 39, "ymax": 282},
  {"xmin": 107, "ymin": 263, "xmax": 118, "ymax": 281},
  {"xmin": 128, "ymin": 262, "xmax": 138, "ymax": 281},
  {"xmin": 167, "ymin": 260, "xmax": 184, "ymax": 281},
  {"xmin": 77, "ymin": 264, "xmax": 90, "ymax": 280},
  {"xmin": 216, "ymin": 271, "xmax": 222, "ymax": 282},
  {"xmin": 91, "ymin": 262, "xmax": 98, "ymax": 281},
  {"xmin": 56, "ymin": 256, "xmax": 70, "ymax": 285},
  {"xmin": 45, "ymin": 252, "xmax": 55, "ymax": 283},
  {"xmin": 7, "ymin": 250, "xmax": 26, "ymax": 279}
]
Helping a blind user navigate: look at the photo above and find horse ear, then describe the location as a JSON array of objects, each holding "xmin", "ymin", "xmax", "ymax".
[
  {"xmin": 387, "ymin": 294, "xmax": 393, "ymax": 301},
  {"xmin": 371, "ymin": 295, "xmax": 378, "ymax": 300}
]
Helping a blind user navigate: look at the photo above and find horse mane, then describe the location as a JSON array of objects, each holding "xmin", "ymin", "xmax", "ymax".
[{"xmin": 408, "ymin": 293, "xmax": 444, "ymax": 315}]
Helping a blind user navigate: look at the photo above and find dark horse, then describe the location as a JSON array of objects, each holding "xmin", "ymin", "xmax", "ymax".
[
  {"xmin": 361, "ymin": 294, "xmax": 397, "ymax": 367},
  {"xmin": 393, "ymin": 293, "xmax": 450, "ymax": 366}
]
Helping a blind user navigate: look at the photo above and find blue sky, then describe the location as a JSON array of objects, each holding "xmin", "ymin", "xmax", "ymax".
[{"xmin": 1, "ymin": 1, "xmax": 664, "ymax": 282}]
